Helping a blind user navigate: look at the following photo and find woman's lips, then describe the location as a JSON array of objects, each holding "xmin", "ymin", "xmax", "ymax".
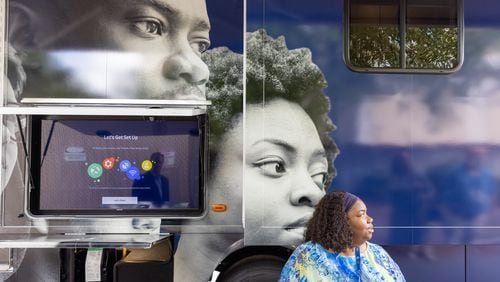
[
  {"xmin": 285, "ymin": 226, "xmax": 306, "ymax": 237},
  {"xmin": 284, "ymin": 215, "xmax": 312, "ymax": 234}
]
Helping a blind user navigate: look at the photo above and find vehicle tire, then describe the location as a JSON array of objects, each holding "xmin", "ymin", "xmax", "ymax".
[{"xmin": 217, "ymin": 254, "xmax": 286, "ymax": 282}]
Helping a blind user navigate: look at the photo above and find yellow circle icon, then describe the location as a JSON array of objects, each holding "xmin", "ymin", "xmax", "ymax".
[{"xmin": 141, "ymin": 160, "xmax": 153, "ymax": 171}]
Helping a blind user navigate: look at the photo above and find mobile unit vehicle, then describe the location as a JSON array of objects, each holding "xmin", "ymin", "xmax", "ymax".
[{"xmin": 3, "ymin": 0, "xmax": 500, "ymax": 281}]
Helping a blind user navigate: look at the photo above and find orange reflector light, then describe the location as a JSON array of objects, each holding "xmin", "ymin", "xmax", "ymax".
[{"xmin": 211, "ymin": 204, "xmax": 227, "ymax": 212}]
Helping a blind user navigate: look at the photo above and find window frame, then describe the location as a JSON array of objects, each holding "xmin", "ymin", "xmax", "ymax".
[{"xmin": 343, "ymin": 0, "xmax": 464, "ymax": 74}]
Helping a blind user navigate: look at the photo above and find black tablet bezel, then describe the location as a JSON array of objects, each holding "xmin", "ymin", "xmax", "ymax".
[{"xmin": 27, "ymin": 114, "xmax": 207, "ymax": 218}]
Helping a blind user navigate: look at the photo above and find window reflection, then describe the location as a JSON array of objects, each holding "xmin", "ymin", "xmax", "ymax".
[
  {"xmin": 406, "ymin": 0, "xmax": 459, "ymax": 69},
  {"xmin": 347, "ymin": 0, "xmax": 461, "ymax": 72},
  {"xmin": 349, "ymin": 0, "xmax": 400, "ymax": 68}
]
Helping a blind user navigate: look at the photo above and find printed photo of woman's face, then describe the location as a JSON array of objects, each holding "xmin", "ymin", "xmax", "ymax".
[{"xmin": 243, "ymin": 99, "xmax": 328, "ymax": 245}]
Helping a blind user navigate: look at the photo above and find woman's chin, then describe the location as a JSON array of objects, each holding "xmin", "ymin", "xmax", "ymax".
[{"xmin": 279, "ymin": 227, "xmax": 306, "ymax": 246}]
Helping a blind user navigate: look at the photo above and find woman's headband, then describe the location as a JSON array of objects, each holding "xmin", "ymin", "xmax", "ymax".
[{"xmin": 342, "ymin": 192, "xmax": 359, "ymax": 213}]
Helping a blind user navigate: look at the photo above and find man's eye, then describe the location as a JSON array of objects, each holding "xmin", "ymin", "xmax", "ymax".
[
  {"xmin": 130, "ymin": 19, "xmax": 164, "ymax": 36},
  {"xmin": 254, "ymin": 160, "xmax": 287, "ymax": 177},
  {"xmin": 191, "ymin": 40, "xmax": 211, "ymax": 55}
]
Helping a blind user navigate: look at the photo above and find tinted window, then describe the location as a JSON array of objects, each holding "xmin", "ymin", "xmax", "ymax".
[{"xmin": 346, "ymin": 0, "xmax": 462, "ymax": 73}]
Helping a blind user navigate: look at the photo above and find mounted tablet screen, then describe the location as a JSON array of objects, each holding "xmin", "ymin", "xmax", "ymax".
[{"xmin": 28, "ymin": 115, "xmax": 206, "ymax": 217}]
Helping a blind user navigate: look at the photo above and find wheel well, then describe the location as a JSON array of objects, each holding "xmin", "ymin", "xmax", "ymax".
[{"xmin": 214, "ymin": 245, "xmax": 293, "ymax": 275}]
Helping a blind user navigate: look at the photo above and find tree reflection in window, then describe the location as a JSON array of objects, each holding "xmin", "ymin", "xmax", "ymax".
[
  {"xmin": 349, "ymin": 26, "xmax": 400, "ymax": 68},
  {"xmin": 347, "ymin": 0, "xmax": 460, "ymax": 72},
  {"xmin": 406, "ymin": 27, "xmax": 458, "ymax": 69}
]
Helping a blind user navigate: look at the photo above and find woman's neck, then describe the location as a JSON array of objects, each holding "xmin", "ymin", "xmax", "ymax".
[{"xmin": 340, "ymin": 241, "xmax": 367, "ymax": 256}]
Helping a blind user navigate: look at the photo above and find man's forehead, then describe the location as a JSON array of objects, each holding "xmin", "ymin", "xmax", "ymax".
[
  {"xmin": 48, "ymin": 0, "xmax": 210, "ymax": 28},
  {"xmin": 119, "ymin": 0, "xmax": 209, "ymax": 22}
]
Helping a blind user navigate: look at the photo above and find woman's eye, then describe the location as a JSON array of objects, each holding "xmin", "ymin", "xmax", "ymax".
[
  {"xmin": 311, "ymin": 173, "xmax": 327, "ymax": 190},
  {"xmin": 254, "ymin": 159, "xmax": 287, "ymax": 177},
  {"xmin": 130, "ymin": 18, "xmax": 164, "ymax": 37},
  {"xmin": 357, "ymin": 213, "xmax": 368, "ymax": 219}
]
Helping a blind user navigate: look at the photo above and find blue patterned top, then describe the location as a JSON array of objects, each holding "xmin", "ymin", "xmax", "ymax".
[{"xmin": 279, "ymin": 241, "xmax": 406, "ymax": 282}]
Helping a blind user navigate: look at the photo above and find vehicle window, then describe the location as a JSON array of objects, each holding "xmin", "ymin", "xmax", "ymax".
[{"xmin": 345, "ymin": 0, "xmax": 462, "ymax": 73}]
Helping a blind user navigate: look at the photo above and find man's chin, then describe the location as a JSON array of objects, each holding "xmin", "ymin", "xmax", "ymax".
[
  {"xmin": 171, "ymin": 93, "xmax": 206, "ymax": 101},
  {"xmin": 104, "ymin": 85, "xmax": 207, "ymax": 101}
]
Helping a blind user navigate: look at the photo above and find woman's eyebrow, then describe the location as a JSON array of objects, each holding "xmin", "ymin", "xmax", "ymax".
[
  {"xmin": 251, "ymin": 138, "xmax": 296, "ymax": 154},
  {"xmin": 251, "ymin": 139, "xmax": 326, "ymax": 161},
  {"xmin": 311, "ymin": 149, "xmax": 327, "ymax": 159}
]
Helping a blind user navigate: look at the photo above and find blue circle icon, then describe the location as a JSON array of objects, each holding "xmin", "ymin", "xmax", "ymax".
[
  {"xmin": 126, "ymin": 166, "xmax": 140, "ymax": 180},
  {"xmin": 119, "ymin": 160, "xmax": 132, "ymax": 172}
]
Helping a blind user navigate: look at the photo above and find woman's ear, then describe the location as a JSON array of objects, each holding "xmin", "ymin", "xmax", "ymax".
[{"xmin": 8, "ymin": 2, "xmax": 39, "ymax": 49}]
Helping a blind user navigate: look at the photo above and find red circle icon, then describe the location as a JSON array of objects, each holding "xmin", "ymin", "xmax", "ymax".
[{"xmin": 102, "ymin": 157, "xmax": 115, "ymax": 170}]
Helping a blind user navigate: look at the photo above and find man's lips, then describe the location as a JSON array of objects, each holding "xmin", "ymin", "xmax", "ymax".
[{"xmin": 166, "ymin": 85, "xmax": 205, "ymax": 100}]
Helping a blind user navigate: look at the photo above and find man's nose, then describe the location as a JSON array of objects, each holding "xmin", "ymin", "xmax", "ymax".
[
  {"xmin": 289, "ymin": 171, "xmax": 325, "ymax": 207},
  {"xmin": 163, "ymin": 47, "xmax": 210, "ymax": 86}
]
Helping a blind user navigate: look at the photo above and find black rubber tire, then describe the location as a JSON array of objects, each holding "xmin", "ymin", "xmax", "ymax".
[{"xmin": 217, "ymin": 255, "xmax": 286, "ymax": 282}]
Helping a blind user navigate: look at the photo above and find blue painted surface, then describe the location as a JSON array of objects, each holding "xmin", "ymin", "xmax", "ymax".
[
  {"xmin": 248, "ymin": 0, "xmax": 500, "ymax": 245},
  {"xmin": 207, "ymin": 0, "xmax": 244, "ymax": 52},
  {"xmin": 384, "ymin": 245, "xmax": 466, "ymax": 282},
  {"xmin": 466, "ymin": 245, "xmax": 500, "ymax": 282}
]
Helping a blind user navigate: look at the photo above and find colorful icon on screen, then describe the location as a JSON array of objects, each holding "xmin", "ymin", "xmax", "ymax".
[
  {"xmin": 119, "ymin": 160, "xmax": 131, "ymax": 172},
  {"xmin": 102, "ymin": 157, "xmax": 115, "ymax": 170},
  {"xmin": 126, "ymin": 166, "xmax": 140, "ymax": 180},
  {"xmin": 88, "ymin": 163, "xmax": 103, "ymax": 179},
  {"xmin": 141, "ymin": 160, "xmax": 153, "ymax": 172}
]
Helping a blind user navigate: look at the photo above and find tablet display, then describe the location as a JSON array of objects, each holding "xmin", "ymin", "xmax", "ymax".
[{"xmin": 28, "ymin": 115, "xmax": 206, "ymax": 217}]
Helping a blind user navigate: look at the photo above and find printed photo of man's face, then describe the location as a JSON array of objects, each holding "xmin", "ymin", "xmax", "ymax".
[{"xmin": 9, "ymin": 0, "xmax": 211, "ymax": 100}]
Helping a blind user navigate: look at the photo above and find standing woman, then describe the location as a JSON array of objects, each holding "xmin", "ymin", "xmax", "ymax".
[{"xmin": 280, "ymin": 191, "xmax": 406, "ymax": 281}]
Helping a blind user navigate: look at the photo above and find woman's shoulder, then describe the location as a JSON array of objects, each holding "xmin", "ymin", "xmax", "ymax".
[
  {"xmin": 366, "ymin": 242, "xmax": 392, "ymax": 257},
  {"xmin": 282, "ymin": 241, "xmax": 330, "ymax": 272},
  {"xmin": 367, "ymin": 241, "xmax": 386, "ymax": 251},
  {"xmin": 366, "ymin": 242, "xmax": 399, "ymax": 267},
  {"xmin": 280, "ymin": 241, "xmax": 341, "ymax": 281},
  {"xmin": 293, "ymin": 241, "xmax": 321, "ymax": 253},
  {"xmin": 366, "ymin": 242, "xmax": 406, "ymax": 281},
  {"xmin": 366, "ymin": 241, "xmax": 380, "ymax": 247},
  {"xmin": 290, "ymin": 241, "xmax": 334, "ymax": 260}
]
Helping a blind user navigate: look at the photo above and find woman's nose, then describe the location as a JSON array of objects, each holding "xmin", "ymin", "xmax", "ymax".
[
  {"xmin": 367, "ymin": 215, "xmax": 374, "ymax": 223},
  {"xmin": 289, "ymin": 172, "xmax": 325, "ymax": 207}
]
